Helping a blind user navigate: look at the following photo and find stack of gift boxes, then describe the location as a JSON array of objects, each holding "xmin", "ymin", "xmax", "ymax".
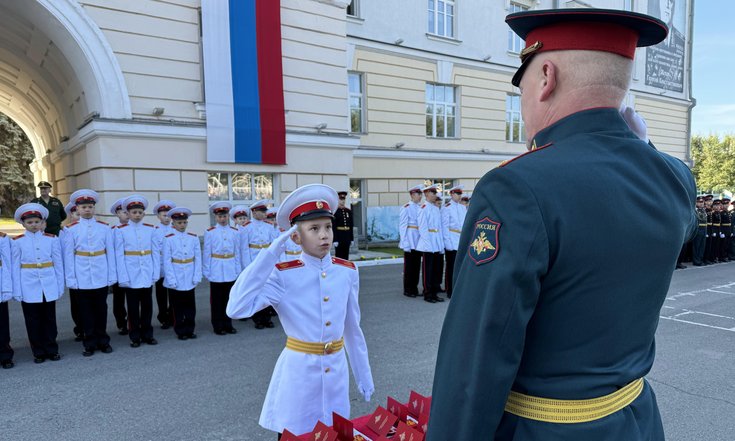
[{"xmin": 283, "ymin": 391, "xmax": 431, "ymax": 441}]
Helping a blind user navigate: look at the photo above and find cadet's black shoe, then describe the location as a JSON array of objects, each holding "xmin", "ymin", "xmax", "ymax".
[
  {"xmin": 254, "ymin": 323, "xmax": 265, "ymax": 330},
  {"xmin": 33, "ymin": 357, "xmax": 45, "ymax": 364},
  {"xmin": 100, "ymin": 345, "xmax": 113, "ymax": 354},
  {"xmin": 214, "ymin": 329, "xmax": 227, "ymax": 335},
  {"xmin": 424, "ymin": 297, "xmax": 437, "ymax": 303},
  {"xmin": 265, "ymin": 322, "xmax": 275, "ymax": 328},
  {"xmin": 403, "ymin": 292, "xmax": 417, "ymax": 298},
  {"xmin": 130, "ymin": 340, "xmax": 141, "ymax": 348},
  {"xmin": 433, "ymin": 296, "xmax": 445, "ymax": 302},
  {"xmin": 226, "ymin": 328, "xmax": 238, "ymax": 334},
  {"xmin": 118, "ymin": 328, "xmax": 129, "ymax": 336},
  {"xmin": 188, "ymin": 333, "xmax": 197, "ymax": 339},
  {"xmin": 82, "ymin": 349, "xmax": 95, "ymax": 357},
  {"xmin": 1, "ymin": 360, "xmax": 14, "ymax": 369},
  {"xmin": 143, "ymin": 338, "xmax": 158, "ymax": 345},
  {"xmin": 48, "ymin": 354, "xmax": 61, "ymax": 361},
  {"xmin": 177, "ymin": 335, "xmax": 188, "ymax": 341}
]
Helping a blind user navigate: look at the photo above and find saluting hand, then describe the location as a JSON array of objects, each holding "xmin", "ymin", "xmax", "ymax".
[{"xmin": 270, "ymin": 224, "xmax": 298, "ymax": 253}]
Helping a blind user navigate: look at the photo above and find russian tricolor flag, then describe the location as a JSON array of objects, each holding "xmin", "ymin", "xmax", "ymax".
[{"xmin": 202, "ymin": 0, "xmax": 286, "ymax": 164}]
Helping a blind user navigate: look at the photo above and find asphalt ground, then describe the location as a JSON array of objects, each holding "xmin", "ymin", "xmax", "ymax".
[{"xmin": 1, "ymin": 262, "xmax": 734, "ymax": 440}]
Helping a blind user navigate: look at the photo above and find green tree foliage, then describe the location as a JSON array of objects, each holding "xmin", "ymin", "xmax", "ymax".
[
  {"xmin": 0, "ymin": 113, "xmax": 34, "ymax": 215},
  {"xmin": 691, "ymin": 135, "xmax": 735, "ymax": 193}
]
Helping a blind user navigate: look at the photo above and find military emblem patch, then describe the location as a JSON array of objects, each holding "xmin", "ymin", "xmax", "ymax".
[{"xmin": 468, "ymin": 217, "xmax": 500, "ymax": 265}]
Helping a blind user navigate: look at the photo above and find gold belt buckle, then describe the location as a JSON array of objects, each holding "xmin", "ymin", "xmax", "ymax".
[
  {"xmin": 37, "ymin": 263, "xmax": 43, "ymax": 268},
  {"xmin": 323, "ymin": 341, "xmax": 334, "ymax": 355}
]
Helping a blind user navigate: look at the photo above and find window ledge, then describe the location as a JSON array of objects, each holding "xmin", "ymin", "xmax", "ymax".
[
  {"xmin": 426, "ymin": 136, "xmax": 461, "ymax": 140},
  {"xmin": 347, "ymin": 15, "xmax": 364, "ymax": 24},
  {"xmin": 426, "ymin": 33, "xmax": 462, "ymax": 45}
]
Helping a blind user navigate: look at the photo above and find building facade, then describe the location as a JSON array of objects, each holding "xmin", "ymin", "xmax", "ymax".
[{"xmin": 0, "ymin": 0, "xmax": 694, "ymax": 240}]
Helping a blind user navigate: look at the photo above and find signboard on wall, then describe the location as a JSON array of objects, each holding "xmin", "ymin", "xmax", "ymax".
[{"xmin": 645, "ymin": 0, "xmax": 687, "ymax": 92}]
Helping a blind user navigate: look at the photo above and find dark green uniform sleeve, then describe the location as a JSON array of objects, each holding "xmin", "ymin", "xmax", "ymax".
[{"xmin": 426, "ymin": 166, "xmax": 549, "ymax": 440}]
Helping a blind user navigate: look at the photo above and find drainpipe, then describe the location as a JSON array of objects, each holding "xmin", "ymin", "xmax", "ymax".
[{"xmin": 684, "ymin": 0, "xmax": 696, "ymax": 168}]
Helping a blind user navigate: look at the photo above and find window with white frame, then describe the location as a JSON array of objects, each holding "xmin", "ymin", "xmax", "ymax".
[
  {"xmin": 208, "ymin": 172, "xmax": 274, "ymax": 203},
  {"xmin": 348, "ymin": 72, "xmax": 365, "ymax": 133},
  {"xmin": 426, "ymin": 83, "xmax": 457, "ymax": 138},
  {"xmin": 506, "ymin": 94, "xmax": 525, "ymax": 143},
  {"xmin": 507, "ymin": 3, "xmax": 528, "ymax": 53},
  {"xmin": 428, "ymin": 0, "xmax": 455, "ymax": 38},
  {"xmin": 346, "ymin": 0, "xmax": 359, "ymax": 17}
]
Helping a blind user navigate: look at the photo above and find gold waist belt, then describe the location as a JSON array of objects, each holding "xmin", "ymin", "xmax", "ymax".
[
  {"xmin": 21, "ymin": 261, "xmax": 54, "ymax": 269},
  {"xmin": 75, "ymin": 250, "xmax": 106, "ymax": 257},
  {"xmin": 286, "ymin": 336, "xmax": 344, "ymax": 355},
  {"xmin": 407, "ymin": 225, "xmax": 418, "ymax": 230},
  {"xmin": 428, "ymin": 229, "xmax": 438, "ymax": 233},
  {"xmin": 172, "ymin": 258, "xmax": 194, "ymax": 264},
  {"xmin": 699, "ymin": 224, "xmax": 707, "ymax": 227},
  {"xmin": 285, "ymin": 250, "xmax": 301, "ymax": 256},
  {"xmin": 249, "ymin": 244, "xmax": 270, "ymax": 249},
  {"xmin": 336, "ymin": 226, "xmax": 351, "ymax": 231},
  {"xmin": 504, "ymin": 378, "xmax": 644, "ymax": 424},
  {"xmin": 449, "ymin": 228, "xmax": 461, "ymax": 233},
  {"xmin": 124, "ymin": 250, "xmax": 152, "ymax": 256},
  {"xmin": 211, "ymin": 253, "xmax": 235, "ymax": 259},
  {"xmin": 723, "ymin": 224, "xmax": 732, "ymax": 226}
]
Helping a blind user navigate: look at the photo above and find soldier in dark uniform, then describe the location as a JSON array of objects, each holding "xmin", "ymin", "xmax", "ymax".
[
  {"xmin": 692, "ymin": 196, "xmax": 708, "ymax": 266},
  {"xmin": 711, "ymin": 200, "xmax": 722, "ymax": 263},
  {"xmin": 704, "ymin": 195, "xmax": 714, "ymax": 264},
  {"xmin": 730, "ymin": 201, "xmax": 735, "ymax": 261},
  {"xmin": 30, "ymin": 181, "xmax": 66, "ymax": 236},
  {"xmin": 428, "ymin": 9, "xmax": 696, "ymax": 441},
  {"xmin": 332, "ymin": 191, "xmax": 353, "ymax": 260},
  {"xmin": 719, "ymin": 198, "xmax": 731, "ymax": 262}
]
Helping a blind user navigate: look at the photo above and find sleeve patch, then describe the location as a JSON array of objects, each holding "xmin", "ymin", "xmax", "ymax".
[
  {"xmin": 468, "ymin": 217, "xmax": 501, "ymax": 265},
  {"xmin": 276, "ymin": 260, "xmax": 304, "ymax": 271},
  {"xmin": 331, "ymin": 257, "xmax": 356, "ymax": 270}
]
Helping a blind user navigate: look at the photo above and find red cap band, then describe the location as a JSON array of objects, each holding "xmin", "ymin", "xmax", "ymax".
[
  {"xmin": 524, "ymin": 21, "xmax": 639, "ymax": 60},
  {"xmin": 232, "ymin": 210, "xmax": 247, "ymax": 217},
  {"xmin": 157, "ymin": 205, "xmax": 172, "ymax": 212},
  {"xmin": 450, "ymin": 189, "xmax": 463, "ymax": 194},
  {"xmin": 289, "ymin": 200, "xmax": 331, "ymax": 221},
  {"xmin": 75, "ymin": 197, "xmax": 96, "ymax": 205},
  {"xmin": 22, "ymin": 210, "xmax": 42, "ymax": 220},
  {"xmin": 213, "ymin": 207, "xmax": 229, "ymax": 214}
]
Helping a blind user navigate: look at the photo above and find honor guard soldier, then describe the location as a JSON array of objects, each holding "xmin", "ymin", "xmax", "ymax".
[
  {"xmin": 231, "ymin": 205, "xmax": 253, "ymax": 271},
  {"xmin": 711, "ymin": 200, "xmax": 722, "ymax": 263},
  {"xmin": 62, "ymin": 190, "xmax": 116, "ymax": 356},
  {"xmin": 203, "ymin": 201, "xmax": 241, "ymax": 335},
  {"xmin": 333, "ymin": 191, "xmax": 353, "ymax": 260},
  {"xmin": 428, "ymin": 9, "xmax": 697, "ymax": 441},
  {"xmin": 719, "ymin": 198, "xmax": 731, "ymax": 262},
  {"xmin": 442, "ymin": 185, "xmax": 467, "ymax": 299},
  {"xmin": 244, "ymin": 200, "xmax": 277, "ymax": 329},
  {"xmin": 115, "ymin": 195, "xmax": 159, "ymax": 347},
  {"xmin": 162, "ymin": 208, "xmax": 202, "ymax": 340},
  {"xmin": 11, "ymin": 203, "xmax": 64, "ymax": 363},
  {"xmin": 0, "ymin": 217, "xmax": 14, "ymax": 369},
  {"xmin": 730, "ymin": 201, "xmax": 735, "ymax": 261},
  {"xmin": 227, "ymin": 184, "xmax": 374, "ymax": 438},
  {"xmin": 110, "ymin": 198, "xmax": 129, "ymax": 334},
  {"xmin": 399, "ymin": 185, "xmax": 423, "ymax": 298},
  {"xmin": 692, "ymin": 196, "xmax": 707, "ymax": 266},
  {"xmin": 152, "ymin": 200, "xmax": 177, "ymax": 329},
  {"xmin": 61, "ymin": 202, "xmax": 83, "ymax": 341},
  {"xmin": 416, "ymin": 184, "xmax": 445, "ymax": 303},
  {"xmin": 31, "ymin": 181, "xmax": 66, "ymax": 236},
  {"xmin": 703, "ymin": 195, "xmax": 714, "ymax": 264}
]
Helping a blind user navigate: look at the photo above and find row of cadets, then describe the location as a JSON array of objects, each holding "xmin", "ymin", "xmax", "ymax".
[
  {"xmin": 245, "ymin": 200, "xmax": 277, "ymax": 330},
  {"xmin": 0, "ymin": 207, "xmax": 13, "ymax": 368},
  {"xmin": 115, "ymin": 195, "xmax": 159, "ymax": 347},
  {"xmin": 152, "ymin": 200, "xmax": 177, "ymax": 329},
  {"xmin": 109, "ymin": 198, "xmax": 129, "ymax": 334},
  {"xmin": 162, "ymin": 207, "xmax": 202, "ymax": 340},
  {"xmin": 416, "ymin": 184, "xmax": 445, "ymax": 303},
  {"xmin": 441, "ymin": 185, "xmax": 467, "ymax": 299},
  {"xmin": 11, "ymin": 204, "xmax": 64, "ymax": 363},
  {"xmin": 203, "ymin": 201, "xmax": 240, "ymax": 336},
  {"xmin": 61, "ymin": 202, "xmax": 83, "ymax": 341},
  {"xmin": 62, "ymin": 189, "xmax": 116, "ymax": 356},
  {"xmin": 399, "ymin": 185, "xmax": 424, "ymax": 298}
]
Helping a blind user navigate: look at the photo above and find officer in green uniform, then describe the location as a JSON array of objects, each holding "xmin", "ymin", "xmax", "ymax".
[
  {"xmin": 30, "ymin": 181, "xmax": 66, "ymax": 236},
  {"xmin": 692, "ymin": 196, "xmax": 708, "ymax": 266},
  {"xmin": 427, "ymin": 9, "xmax": 696, "ymax": 441}
]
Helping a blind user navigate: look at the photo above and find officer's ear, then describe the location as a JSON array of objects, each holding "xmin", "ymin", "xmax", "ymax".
[{"xmin": 540, "ymin": 60, "xmax": 557, "ymax": 102}]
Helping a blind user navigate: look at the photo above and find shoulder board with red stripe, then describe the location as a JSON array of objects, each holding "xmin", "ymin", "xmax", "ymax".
[
  {"xmin": 404, "ymin": 203, "xmax": 409, "ymax": 208},
  {"xmin": 97, "ymin": 220, "xmax": 109, "ymax": 226},
  {"xmin": 187, "ymin": 232, "xmax": 197, "ymax": 237},
  {"xmin": 207, "ymin": 226, "xmax": 215, "ymax": 231},
  {"xmin": 67, "ymin": 221, "xmax": 79, "ymax": 228},
  {"xmin": 118, "ymin": 223, "xmax": 129, "ymax": 228},
  {"xmin": 165, "ymin": 233, "xmax": 175, "ymax": 238},
  {"xmin": 13, "ymin": 234, "xmax": 24, "ymax": 240},
  {"xmin": 44, "ymin": 233, "xmax": 55, "ymax": 238},
  {"xmin": 421, "ymin": 204, "xmax": 426, "ymax": 209},
  {"xmin": 331, "ymin": 257, "xmax": 356, "ymax": 270},
  {"xmin": 243, "ymin": 220, "xmax": 251, "ymax": 226},
  {"xmin": 276, "ymin": 260, "xmax": 304, "ymax": 271},
  {"xmin": 230, "ymin": 226, "xmax": 238, "ymax": 231},
  {"xmin": 143, "ymin": 223, "xmax": 154, "ymax": 228},
  {"xmin": 499, "ymin": 142, "xmax": 554, "ymax": 168},
  {"xmin": 445, "ymin": 202, "xmax": 451, "ymax": 207}
]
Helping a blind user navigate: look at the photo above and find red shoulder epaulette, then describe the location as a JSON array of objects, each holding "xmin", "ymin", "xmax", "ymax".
[
  {"xmin": 143, "ymin": 223, "xmax": 154, "ymax": 227},
  {"xmin": 154, "ymin": 225, "xmax": 160, "ymax": 229},
  {"xmin": 499, "ymin": 142, "xmax": 554, "ymax": 168},
  {"xmin": 207, "ymin": 226, "xmax": 215, "ymax": 231},
  {"xmin": 421, "ymin": 204, "xmax": 426, "ymax": 209},
  {"xmin": 243, "ymin": 220, "xmax": 251, "ymax": 226},
  {"xmin": 331, "ymin": 256, "xmax": 356, "ymax": 270},
  {"xmin": 44, "ymin": 233, "xmax": 55, "ymax": 238},
  {"xmin": 187, "ymin": 232, "xmax": 197, "ymax": 237},
  {"xmin": 165, "ymin": 233, "xmax": 175, "ymax": 238},
  {"xmin": 276, "ymin": 260, "xmax": 304, "ymax": 271},
  {"xmin": 96, "ymin": 220, "xmax": 109, "ymax": 226},
  {"xmin": 117, "ymin": 223, "xmax": 129, "ymax": 228},
  {"xmin": 67, "ymin": 221, "xmax": 79, "ymax": 228},
  {"xmin": 445, "ymin": 202, "xmax": 451, "ymax": 207},
  {"xmin": 230, "ymin": 226, "xmax": 238, "ymax": 231},
  {"xmin": 404, "ymin": 203, "xmax": 409, "ymax": 208},
  {"xmin": 13, "ymin": 234, "xmax": 24, "ymax": 240}
]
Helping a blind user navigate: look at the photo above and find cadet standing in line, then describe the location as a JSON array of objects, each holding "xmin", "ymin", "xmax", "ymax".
[
  {"xmin": 333, "ymin": 191, "xmax": 353, "ymax": 260},
  {"xmin": 11, "ymin": 203, "xmax": 64, "ymax": 363},
  {"xmin": 416, "ymin": 184, "xmax": 445, "ymax": 303},
  {"xmin": 162, "ymin": 207, "xmax": 202, "ymax": 341},
  {"xmin": 441, "ymin": 185, "xmax": 467, "ymax": 299},
  {"xmin": 704, "ymin": 195, "xmax": 714, "ymax": 265},
  {"xmin": 115, "ymin": 195, "xmax": 159, "ymax": 347},
  {"xmin": 110, "ymin": 198, "xmax": 129, "ymax": 334},
  {"xmin": 428, "ymin": 9, "xmax": 696, "ymax": 440},
  {"xmin": 62, "ymin": 202, "xmax": 83, "ymax": 341},
  {"xmin": 62, "ymin": 190, "xmax": 116, "ymax": 356},
  {"xmin": 203, "ymin": 202, "xmax": 241, "ymax": 335},
  {"xmin": 729, "ymin": 201, "xmax": 735, "ymax": 261},
  {"xmin": 692, "ymin": 196, "xmax": 707, "ymax": 266},
  {"xmin": 719, "ymin": 198, "xmax": 731, "ymax": 262},
  {"xmin": 711, "ymin": 200, "xmax": 722, "ymax": 263},
  {"xmin": 399, "ymin": 185, "xmax": 423, "ymax": 298},
  {"xmin": 244, "ymin": 200, "xmax": 277, "ymax": 329},
  {"xmin": 231, "ymin": 205, "xmax": 253, "ymax": 272},
  {"xmin": 31, "ymin": 181, "xmax": 66, "ymax": 236},
  {"xmin": 152, "ymin": 200, "xmax": 177, "ymax": 329},
  {"xmin": 0, "ymin": 215, "xmax": 14, "ymax": 369}
]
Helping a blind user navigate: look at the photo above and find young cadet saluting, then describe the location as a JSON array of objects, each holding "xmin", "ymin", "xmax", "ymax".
[
  {"xmin": 109, "ymin": 198, "xmax": 129, "ymax": 334},
  {"xmin": 203, "ymin": 202, "xmax": 240, "ymax": 335},
  {"xmin": 0, "ymin": 214, "xmax": 14, "ymax": 369},
  {"xmin": 61, "ymin": 202, "xmax": 83, "ymax": 341},
  {"xmin": 244, "ymin": 200, "xmax": 277, "ymax": 330},
  {"xmin": 162, "ymin": 208, "xmax": 202, "ymax": 340},
  {"xmin": 115, "ymin": 195, "xmax": 159, "ymax": 348},
  {"xmin": 227, "ymin": 184, "xmax": 374, "ymax": 438},
  {"xmin": 152, "ymin": 200, "xmax": 177, "ymax": 330},
  {"xmin": 11, "ymin": 203, "xmax": 64, "ymax": 363},
  {"xmin": 63, "ymin": 190, "xmax": 116, "ymax": 356}
]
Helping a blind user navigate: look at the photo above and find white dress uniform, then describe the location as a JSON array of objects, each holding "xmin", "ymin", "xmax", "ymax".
[
  {"xmin": 227, "ymin": 184, "xmax": 374, "ymax": 435},
  {"xmin": 202, "ymin": 224, "xmax": 241, "ymax": 283},
  {"xmin": 163, "ymin": 231, "xmax": 203, "ymax": 292},
  {"xmin": 441, "ymin": 200, "xmax": 467, "ymax": 252},
  {"xmin": 115, "ymin": 221, "xmax": 159, "ymax": 288},
  {"xmin": 0, "ymin": 233, "xmax": 11, "ymax": 301},
  {"xmin": 231, "ymin": 205, "xmax": 253, "ymax": 270},
  {"xmin": 416, "ymin": 201, "xmax": 444, "ymax": 254},
  {"xmin": 153, "ymin": 223, "xmax": 176, "ymax": 277},
  {"xmin": 399, "ymin": 201, "xmax": 421, "ymax": 252},
  {"xmin": 62, "ymin": 217, "xmax": 116, "ymax": 290},
  {"xmin": 11, "ymin": 230, "xmax": 64, "ymax": 302},
  {"xmin": 244, "ymin": 219, "xmax": 277, "ymax": 261}
]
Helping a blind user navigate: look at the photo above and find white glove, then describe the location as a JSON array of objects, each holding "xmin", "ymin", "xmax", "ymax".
[
  {"xmin": 620, "ymin": 105, "xmax": 648, "ymax": 142},
  {"xmin": 360, "ymin": 385, "xmax": 374, "ymax": 402},
  {"xmin": 712, "ymin": 233, "xmax": 717, "ymax": 238},
  {"xmin": 721, "ymin": 233, "xmax": 726, "ymax": 239},
  {"xmin": 334, "ymin": 242, "xmax": 339, "ymax": 247},
  {"xmin": 269, "ymin": 225, "xmax": 298, "ymax": 254}
]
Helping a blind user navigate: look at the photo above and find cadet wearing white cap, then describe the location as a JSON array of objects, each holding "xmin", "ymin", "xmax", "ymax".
[
  {"xmin": 203, "ymin": 201, "xmax": 241, "ymax": 335},
  {"xmin": 64, "ymin": 203, "xmax": 80, "ymax": 225},
  {"xmin": 61, "ymin": 201, "xmax": 82, "ymax": 341},
  {"xmin": 162, "ymin": 208, "xmax": 202, "ymax": 340},
  {"xmin": 152, "ymin": 199, "xmax": 177, "ymax": 330},
  {"xmin": 231, "ymin": 205, "xmax": 253, "ymax": 271},
  {"xmin": 244, "ymin": 199, "xmax": 277, "ymax": 329},
  {"xmin": 63, "ymin": 189, "xmax": 116, "ymax": 356},
  {"xmin": 399, "ymin": 185, "xmax": 423, "ymax": 298},
  {"xmin": 11, "ymin": 203, "xmax": 64, "ymax": 363},
  {"xmin": 441, "ymin": 185, "xmax": 467, "ymax": 299},
  {"xmin": 417, "ymin": 184, "xmax": 445, "ymax": 303},
  {"xmin": 109, "ymin": 198, "xmax": 129, "ymax": 334},
  {"xmin": 227, "ymin": 184, "xmax": 374, "ymax": 437},
  {"xmin": 0, "ymin": 210, "xmax": 14, "ymax": 369},
  {"xmin": 115, "ymin": 195, "xmax": 159, "ymax": 347}
]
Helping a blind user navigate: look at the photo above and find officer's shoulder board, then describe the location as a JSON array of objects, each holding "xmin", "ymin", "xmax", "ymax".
[
  {"xmin": 67, "ymin": 221, "xmax": 79, "ymax": 228},
  {"xmin": 43, "ymin": 233, "xmax": 55, "ymax": 238},
  {"xmin": 207, "ymin": 226, "xmax": 216, "ymax": 231},
  {"xmin": 96, "ymin": 220, "xmax": 109, "ymax": 226},
  {"xmin": 498, "ymin": 142, "xmax": 553, "ymax": 168},
  {"xmin": 276, "ymin": 260, "xmax": 304, "ymax": 271},
  {"xmin": 187, "ymin": 232, "xmax": 197, "ymax": 237},
  {"xmin": 230, "ymin": 226, "xmax": 238, "ymax": 231},
  {"xmin": 445, "ymin": 202, "xmax": 451, "ymax": 207},
  {"xmin": 332, "ymin": 257, "xmax": 356, "ymax": 270},
  {"xmin": 143, "ymin": 223, "xmax": 154, "ymax": 228},
  {"xmin": 13, "ymin": 234, "xmax": 24, "ymax": 240},
  {"xmin": 117, "ymin": 223, "xmax": 129, "ymax": 229},
  {"xmin": 420, "ymin": 204, "xmax": 426, "ymax": 209},
  {"xmin": 165, "ymin": 233, "xmax": 175, "ymax": 238},
  {"xmin": 404, "ymin": 203, "xmax": 409, "ymax": 208}
]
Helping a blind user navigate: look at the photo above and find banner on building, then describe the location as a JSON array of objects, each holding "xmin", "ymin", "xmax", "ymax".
[
  {"xmin": 201, "ymin": 0, "xmax": 286, "ymax": 164},
  {"xmin": 645, "ymin": 0, "xmax": 686, "ymax": 92}
]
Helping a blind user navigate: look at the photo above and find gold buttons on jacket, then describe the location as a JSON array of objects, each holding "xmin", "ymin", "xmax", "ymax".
[
  {"xmin": 325, "ymin": 321, "xmax": 331, "ymax": 327},
  {"xmin": 321, "ymin": 272, "xmax": 327, "ymax": 278},
  {"xmin": 323, "ymin": 296, "xmax": 329, "ymax": 302}
]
